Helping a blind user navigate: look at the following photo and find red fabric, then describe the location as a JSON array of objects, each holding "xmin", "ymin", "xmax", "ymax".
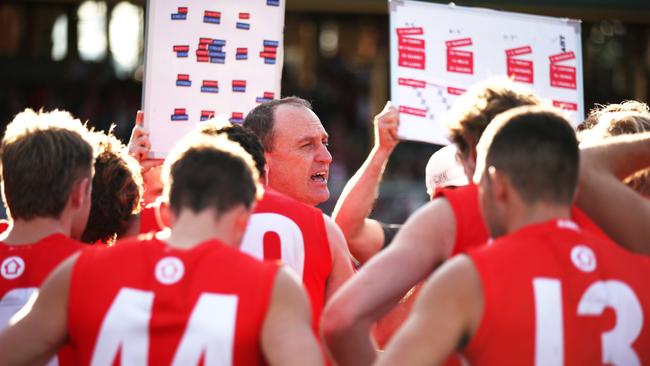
[
  {"xmin": 0, "ymin": 220, "xmax": 9, "ymax": 235},
  {"xmin": 0, "ymin": 233, "xmax": 85, "ymax": 298},
  {"xmin": 139, "ymin": 200, "xmax": 164, "ymax": 234},
  {"xmin": 435, "ymin": 184, "xmax": 489, "ymax": 255},
  {"xmin": 248, "ymin": 189, "xmax": 332, "ymax": 333},
  {"xmin": 67, "ymin": 237, "xmax": 279, "ymax": 365},
  {"xmin": 466, "ymin": 219, "xmax": 650, "ymax": 365},
  {"xmin": 435, "ymin": 184, "xmax": 612, "ymax": 253},
  {"xmin": 0, "ymin": 233, "xmax": 85, "ymax": 365}
]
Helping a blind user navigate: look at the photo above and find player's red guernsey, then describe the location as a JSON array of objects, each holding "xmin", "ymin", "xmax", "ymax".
[
  {"xmin": 466, "ymin": 219, "xmax": 650, "ymax": 365},
  {"xmin": 0, "ymin": 233, "xmax": 84, "ymax": 365},
  {"xmin": 67, "ymin": 237, "xmax": 279, "ymax": 365},
  {"xmin": 240, "ymin": 189, "xmax": 331, "ymax": 332},
  {"xmin": 435, "ymin": 184, "xmax": 610, "ymax": 254}
]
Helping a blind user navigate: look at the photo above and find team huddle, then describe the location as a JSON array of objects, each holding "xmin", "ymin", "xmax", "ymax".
[{"xmin": 0, "ymin": 78, "xmax": 648, "ymax": 365}]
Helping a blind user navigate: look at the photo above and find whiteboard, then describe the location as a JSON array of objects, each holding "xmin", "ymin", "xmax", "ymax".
[
  {"xmin": 389, "ymin": 0, "xmax": 584, "ymax": 145},
  {"xmin": 142, "ymin": 0, "xmax": 285, "ymax": 157}
]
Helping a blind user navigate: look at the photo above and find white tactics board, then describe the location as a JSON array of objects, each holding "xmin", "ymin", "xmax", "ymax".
[
  {"xmin": 143, "ymin": 0, "xmax": 285, "ymax": 157},
  {"xmin": 389, "ymin": 0, "xmax": 583, "ymax": 145}
]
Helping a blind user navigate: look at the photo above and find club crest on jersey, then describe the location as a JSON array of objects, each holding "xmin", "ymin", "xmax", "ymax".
[
  {"xmin": 1, "ymin": 256, "xmax": 25, "ymax": 280},
  {"xmin": 570, "ymin": 245, "xmax": 596, "ymax": 273},
  {"xmin": 155, "ymin": 256, "xmax": 185, "ymax": 285}
]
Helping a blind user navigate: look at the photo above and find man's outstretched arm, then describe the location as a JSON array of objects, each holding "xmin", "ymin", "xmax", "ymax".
[
  {"xmin": 332, "ymin": 101, "xmax": 400, "ymax": 263},
  {"xmin": 578, "ymin": 132, "xmax": 650, "ymax": 254},
  {"xmin": 376, "ymin": 255, "xmax": 483, "ymax": 366},
  {"xmin": 321, "ymin": 198, "xmax": 456, "ymax": 366}
]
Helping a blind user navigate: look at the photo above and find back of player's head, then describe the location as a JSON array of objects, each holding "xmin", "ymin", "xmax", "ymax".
[
  {"xmin": 476, "ymin": 106, "xmax": 579, "ymax": 206},
  {"xmin": 197, "ymin": 121, "xmax": 266, "ymax": 177},
  {"xmin": 82, "ymin": 129, "xmax": 143, "ymax": 245},
  {"xmin": 243, "ymin": 96, "xmax": 312, "ymax": 152},
  {"xmin": 578, "ymin": 101, "xmax": 650, "ymax": 197},
  {"xmin": 578, "ymin": 100, "xmax": 649, "ymax": 134},
  {"xmin": 446, "ymin": 78, "xmax": 541, "ymax": 159},
  {"xmin": 163, "ymin": 134, "xmax": 263, "ymax": 217},
  {"xmin": 1, "ymin": 109, "xmax": 94, "ymax": 220}
]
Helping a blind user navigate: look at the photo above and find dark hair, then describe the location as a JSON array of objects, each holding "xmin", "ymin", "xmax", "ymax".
[
  {"xmin": 243, "ymin": 96, "xmax": 312, "ymax": 152},
  {"xmin": 479, "ymin": 106, "xmax": 579, "ymax": 205},
  {"xmin": 1, "ymin": 109, "xmax": 94, "ymax": 220},
  {"xmin": 447, "ymin": 79, "xmax": 540, "ymax": 158},
  {"xmin": 197, "ymin": 122, "xmax": 266, "ymax": 177},
  {"xmin": 164, "ymin": 135, "xmax": 262, "ymax": 216},
  {"xmin": 81, "ymin": 129, "xmax": 143, "ymax": 245}
]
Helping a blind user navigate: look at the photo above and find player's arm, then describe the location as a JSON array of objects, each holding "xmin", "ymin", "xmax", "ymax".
[
  {"xmin": 0, "ymin": 253, "xmax": 79, "ymax": 365},
  {"xmin": 332, "ymin": 101, "xmax": 400, "ymax": 263},
  {"xmin": 376, "ymin": 255, "xmax": 483, "ymax": 366},
  {"xmin": 261, "ymin": 267, "xmax": 324, "ymax": 366},
  {"xmin": 321, "ymin": 198, "xmax": 456, "ymax": 366},
  {"xmin": 323, "ymin": 214, "xmax": 355, "ymax": 302},
  {"xmin": 578, "ymin": 132, "xmax": 650, "ymax": 254}
]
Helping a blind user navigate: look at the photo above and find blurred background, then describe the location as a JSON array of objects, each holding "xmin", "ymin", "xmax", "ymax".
[{"xmin": 0, "ymin": 0, "xmax": 649, "ymax": 223}]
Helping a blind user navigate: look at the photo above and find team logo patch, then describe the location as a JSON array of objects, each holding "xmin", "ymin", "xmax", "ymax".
[
  {"xmin": 155, "ymin": 256, "xmax": 185, "ymax": 285},
  {"xmin": 570, "ymin": 245, "xmax": 596, "ymax": 273},
  {"xmin": 1, "ymin": 256, "xmax": 25, "ymax": 280}
]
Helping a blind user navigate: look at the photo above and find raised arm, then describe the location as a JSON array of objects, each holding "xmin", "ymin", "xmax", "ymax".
[
  {"xmin": 0, "ymin": 254, "xmax": 78, "ymax": 365},
  {"xmin": 261, "ymin": 267, "xmax": 324, "ymax": 366},
  {"xmin": 321, "ymin": 198, "xmax": 456, "ymax": 366},
  {"xmin": 332, "ymin": 101, "xmax": 400, "ymax": 263},
  {"xmin": 578, "ymin": 132, "xmax": 650, "ymax": 254},
  {"xmin": 322, "ymin": 214, "xmax": 355, "ymax": 301},
  {"xmin": 376, "ymin": 255, "xmax": 483, "ymax": 366}
]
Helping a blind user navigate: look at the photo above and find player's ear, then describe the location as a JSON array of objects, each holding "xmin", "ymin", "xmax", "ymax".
[
  {"xmin": 70, "ymin": 177, "xmax": 92, "ymax": 209},
  {"xmin": 489, "ymin": 167, "xmax": 509, "ymax": 204}
]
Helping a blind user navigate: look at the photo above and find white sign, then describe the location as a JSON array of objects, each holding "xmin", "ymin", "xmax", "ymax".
[
  {"xmin": 389, "ymin": 0, "xmax": 584, "ymax": 145},
  {"xmin": 143, "ymin": 0, "xmax": 285, "ymax": 157}
]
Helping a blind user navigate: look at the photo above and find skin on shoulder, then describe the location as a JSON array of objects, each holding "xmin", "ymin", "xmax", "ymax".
[
  {"xmin": 376, "ymin": 255, "xmax": 483, "ymax": 366},
  {"xmin": 321, "ymin": 214, "xmax": 355, "ymax": 301}
]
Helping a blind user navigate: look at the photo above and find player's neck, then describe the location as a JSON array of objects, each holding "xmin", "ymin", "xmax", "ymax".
[
  {"xmin": 1, "ymin": 217, "xmax": 67, "ymax": 245},
  {"xmin": 165, "ymin": 208, "xmax": 241, "ymax": 250},
  {"xmin": 506, "ymin": 201, "xmax": 572, "ymax": 235}
]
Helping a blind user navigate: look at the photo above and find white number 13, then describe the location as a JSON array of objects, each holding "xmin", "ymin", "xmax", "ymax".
[{"xmin": 533, "ymin": 278, "xmax": 644, "ymax": 366}]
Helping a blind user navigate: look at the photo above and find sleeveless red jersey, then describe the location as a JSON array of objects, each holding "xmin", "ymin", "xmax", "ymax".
[
  {"xmin": 240, "ymin": 189, "xmax": 332, "ymax": 332},
  {"xmin": 67, "ymin": 237, "xmax": 279, "ymax": 365},
  {"xmin": 435, "ymin": 184, "xmax": 610, "ymax": 254},
  {"xmin": 0, "ymin": 233, "xmax": 84, "ymax": 365},
  {"xmin": 466, "ymin": 219, "xmax": 650, "ymax": 365}
]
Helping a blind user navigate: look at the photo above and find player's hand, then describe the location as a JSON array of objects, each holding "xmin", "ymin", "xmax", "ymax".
[
  {"xmin": 128, "ymin": 111, "xmax": 151, "ymax": 162},
  {"xmin": 374, "ymin": 101, "xmax": 400, "ymax": 153}
]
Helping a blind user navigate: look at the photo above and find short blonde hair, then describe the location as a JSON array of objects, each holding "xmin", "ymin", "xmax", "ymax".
[
  {"xmin": 578, "ymin": 101, "xmax": 650, "ymax": 196},
  {"xmin": 1, "ymin": 109, "xmax": 94, "ymax": 220}
]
